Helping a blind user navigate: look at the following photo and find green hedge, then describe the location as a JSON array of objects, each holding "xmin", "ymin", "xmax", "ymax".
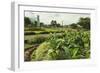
[
  {"xmin": 24, "ymin": 35, "xmax": 48, "ymax": 44},
  {"xmin": 24, "ymin": 30, "xmax": 64, "ymax": 35}
]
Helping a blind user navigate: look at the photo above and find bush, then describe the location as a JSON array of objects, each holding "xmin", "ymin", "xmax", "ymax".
[
  {"xmin": 24, "ymin": 27, "xmax": 45, "ymax": 31},
  {"xmin": 24, "ymin": 31, "xmax": 36, "ymax": 35},
  {"xmin": 38, "ymin": 31, "xmax": 49, "ymax": 34},
  {"xmin": 35, "ymin": 42, "xmax": 52, "ymax": 60},
  {"xmin": 32, "ymin": 35, "xmax": 47, "ymax": 44},
  {"xmin": 25, "ymin": 35, "xmax": 48, "ymax": 45},
  {"xmin": 24, "ymin": 40, "xmax": 28, "ymax": 43},
  {"xmin": 31, "ymin": 30, "xmax": 90, "ymax": 61}
]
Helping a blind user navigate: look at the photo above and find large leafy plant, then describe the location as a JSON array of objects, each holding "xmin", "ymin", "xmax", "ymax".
[{"xmin": 31, "ymin": 30, "xmax": 90, "ymax": 61}]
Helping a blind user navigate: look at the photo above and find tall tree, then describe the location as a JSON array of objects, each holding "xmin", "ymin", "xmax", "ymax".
[
  {"xmin": 77, "ymin": 17, "xmax": 90, "ymax": 30},
  {"xmin": 70, "ymin": 23, "xmax": 77, "ymax": 29},
  {"xmin": 24, "ymin": 17, "xmax": 31, "ymax": 26},
  {"xmin": 50, "ymin": 20, "xmax": 60, "ymax": 27}
]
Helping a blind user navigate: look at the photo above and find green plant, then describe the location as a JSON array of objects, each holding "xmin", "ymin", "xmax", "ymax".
[
  {"xmin": 25, "ymin": 35, "xmax": 48, "ymax": 45},
  {"xmin": 31, "ymin": 29, "xmax": 90, "ymax": 61}
]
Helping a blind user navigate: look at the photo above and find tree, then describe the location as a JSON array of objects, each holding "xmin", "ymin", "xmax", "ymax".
[
  {"xmin": 40, "ymin": 22, "xmax": 44, "ymax": 27},
  {"xmin": 51, "ymin": 20, "xmax": 57, "ymax": 27},
  {"xmin": 33, "ymin": 21, "xmax": 37, "ymax": 27},
  {"xmin": 77, "ymin": 17, "xmax": 90, "ymax": 30},
  {"xmin": 70, "ymin": 23, "xmax": 78, "ymax": 29},
  {"xmin": 24, "ymin": 17, "xmax": 32, "ymax": 26},
  {"xmin": 50, "ymin": 20, "xmax": 61, "ymax": 27},
  {"xmin": 56, "ymin": 23, "xmax": 61, "ymax": 27}
]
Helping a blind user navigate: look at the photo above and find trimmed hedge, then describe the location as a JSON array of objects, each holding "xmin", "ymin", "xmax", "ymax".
[
  {"xmin": 24, "ymin": 30, "xmax": 64, "ymax": 35},
  {"xmin": 24, "ymin": 31, "xmax": 36, "ymax": 35}
]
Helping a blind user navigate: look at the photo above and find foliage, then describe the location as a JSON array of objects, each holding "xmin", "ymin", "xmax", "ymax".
[
  {"xmin": 24, "ymin": 16, "xmax": 90, "ymax": 61},
  {"xmin": 24, "ymin": 29, "xmax": 64, "ymax": 35},
  {"xmin": 31, "ymin": 30, "xmax": 90, "ymax": 61},
  {"xmin": 24, "ymin": 35, "xmax": 48, "ymax": 45},
  {"xmin": 50, "ymin": 20, "xmax": 61, "ymax": 27},
  {"xmin": 24, "ymin": 27, "xmax": 45, "ymax": 31},
  {"xmin": 77, "ymin": 17, "xmax": 90, "ymax": 30},
  {"xmin": 70, "ymin": 23, "xmax": 78, "ymax": 29},
  {"xmin": 24, "ymin": 31, "xmax": 36, "ymax": 35},
  {"xmin": 24, "ymin": 17, "xmax": 32, "ymax": 26}
]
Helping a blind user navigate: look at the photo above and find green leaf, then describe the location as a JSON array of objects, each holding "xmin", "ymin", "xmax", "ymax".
[{"xmin": 72, "ymin": 48, "xmax": 79, "ymax": 58}]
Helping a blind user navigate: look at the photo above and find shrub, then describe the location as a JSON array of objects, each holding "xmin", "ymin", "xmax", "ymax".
[
  {"xmin": 24, "ymin": 31, "xmax": 36, "ymax": 35},
  {"xmin": 24, "ymin": 27, "xmax": 45, "ymax": 31},
  {"xmin": 35, "ymin": 42, "xmax": 52, "ymax": 60},
  {"xmin": 24, "ymin": 40, "xmax": 28, "ymax": 43},
  {"xmin": 31, "ymin": 30, "xmax": 90, "ymax": 61},
  {"xmin": 38, "ymin": 31, "xmax": 49, "ymax": 34},
  {"xmin": 32, "ymin": 35, "xmax": 47, "ymax": 44},
  {"xmin": 25, "ymin": 35, "xmax": 48, "ymax": 45}
]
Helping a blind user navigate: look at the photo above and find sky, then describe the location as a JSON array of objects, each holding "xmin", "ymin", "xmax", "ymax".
[{"xmin": 25, "ymin": 11, "xmax": 90, "ymax": 25}]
